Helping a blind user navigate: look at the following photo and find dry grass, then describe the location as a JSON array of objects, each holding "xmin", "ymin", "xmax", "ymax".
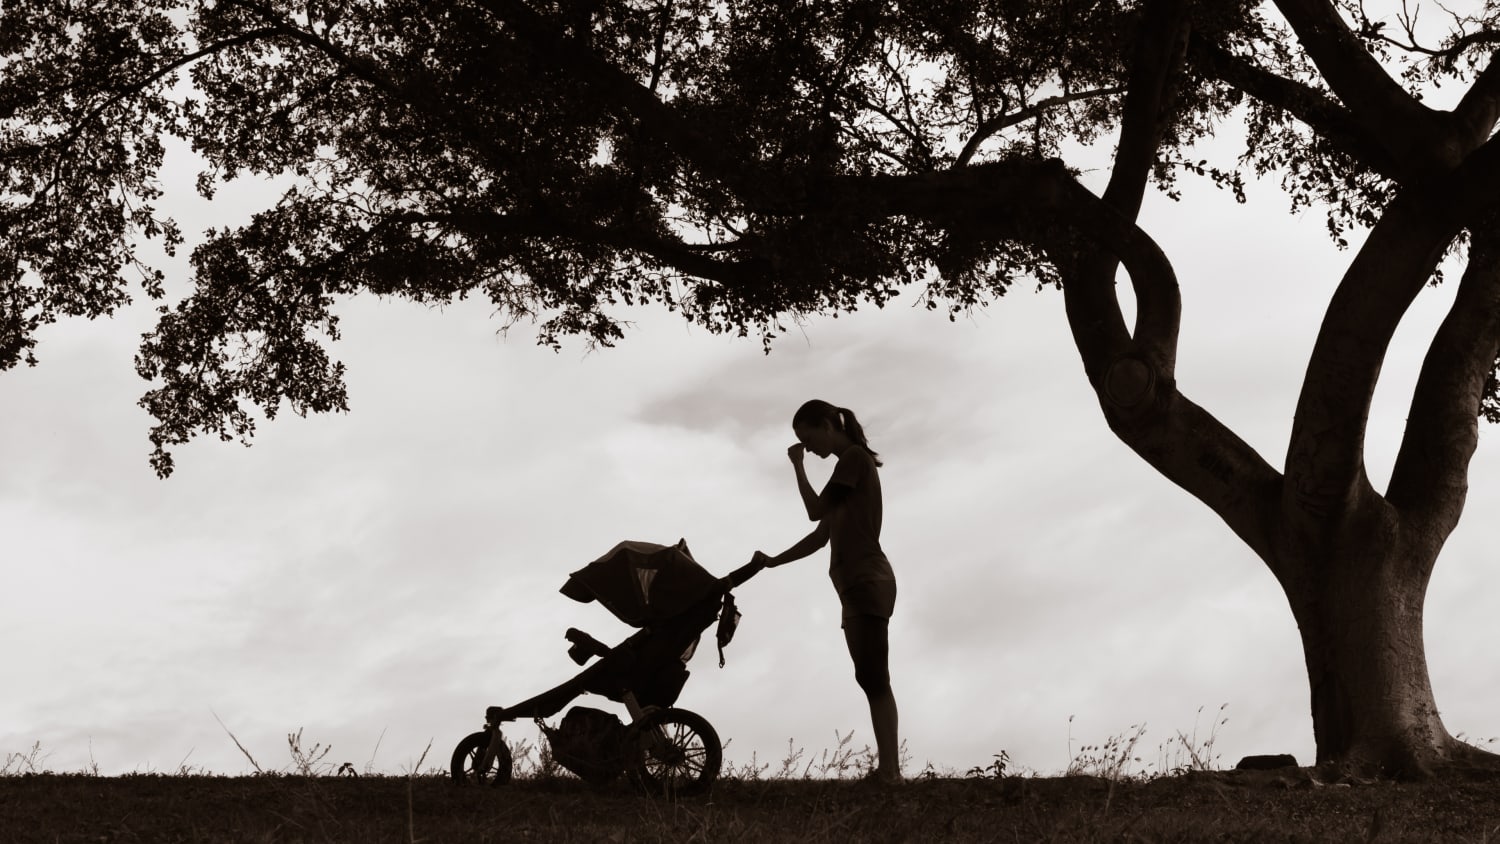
[{"xmin": 6, "ymin": 709, "xmax": 1500, "ymax": 842}]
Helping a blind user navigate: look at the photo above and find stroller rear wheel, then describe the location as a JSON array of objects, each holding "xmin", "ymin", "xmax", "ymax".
[
  {"xmin": 625, "ymin": 708, "xmax": 721, "ymax": 798},
  {"xmin": 451, "ymin": 730, "xmax": 513, "ymax": 785}
]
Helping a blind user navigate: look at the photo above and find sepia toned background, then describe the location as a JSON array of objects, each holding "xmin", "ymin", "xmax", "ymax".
[{"xmin": 3, "ymin": 132, "xmax": 1497, "ymax": 778}]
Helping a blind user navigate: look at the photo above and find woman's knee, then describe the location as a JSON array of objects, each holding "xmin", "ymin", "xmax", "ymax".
[{"xmin": 853, "ymin": 662, "xmax": 891, "ymax": 697}]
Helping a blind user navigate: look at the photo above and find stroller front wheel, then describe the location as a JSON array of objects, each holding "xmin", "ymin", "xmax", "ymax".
[
  {"xmin": 451, "ymin": 729, "xmax": 513, "ymax": 786},
  {"xmin": 625, "ymin": 708, "xmax": 721, "ymax": 798}
]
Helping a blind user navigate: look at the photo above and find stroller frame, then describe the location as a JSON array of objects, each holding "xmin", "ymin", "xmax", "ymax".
[{"xmin": 451, "ymin": 542, "xmax": 761, "ymax": 797}]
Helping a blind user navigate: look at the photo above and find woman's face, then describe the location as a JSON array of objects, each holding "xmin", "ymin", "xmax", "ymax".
[{"xmin": 793, "ymin": 420, "xmax": 839, "ymax": 458}]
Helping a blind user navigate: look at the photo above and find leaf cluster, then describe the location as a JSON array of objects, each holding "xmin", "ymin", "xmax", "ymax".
[
  {"xmin": 1, "ymin": 0, "xmax": 184, "ymax": 368},
  {"xmin": 6, "ymin": 1, "xmax": 1500, "ymax": 470}
]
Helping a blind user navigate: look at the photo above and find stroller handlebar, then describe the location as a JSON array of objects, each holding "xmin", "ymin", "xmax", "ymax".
[{"xmin": 724, "ymin": 559, "xmax": 765, "ymax": 589}]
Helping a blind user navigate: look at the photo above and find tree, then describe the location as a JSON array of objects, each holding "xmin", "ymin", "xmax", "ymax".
[{"xmin": 4, "ymin": 0, "xmax": 1500, "ymax": 777}]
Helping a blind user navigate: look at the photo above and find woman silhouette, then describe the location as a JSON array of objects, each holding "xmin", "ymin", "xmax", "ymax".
[{"xmin": 753, "ymin": 399, "xmax": 900, "ymax": 784}]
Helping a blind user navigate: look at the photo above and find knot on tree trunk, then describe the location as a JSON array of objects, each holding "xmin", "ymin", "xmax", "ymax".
[{"xmin": 1104, "ymin": 356, "xmax": 1155, "ymax": 408}]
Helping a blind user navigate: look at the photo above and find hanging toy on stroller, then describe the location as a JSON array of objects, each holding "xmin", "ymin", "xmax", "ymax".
[{"xmin": 451, "ymin": 539, "xmax": 763, "ymax": 797}]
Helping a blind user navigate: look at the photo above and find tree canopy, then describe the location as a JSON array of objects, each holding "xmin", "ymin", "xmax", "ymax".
[
  {"xmin": 4, "ymin": 2, "xmax": 1495, "ymax": 474},
  {"xmin": 1, "ymin": 0, "xmax": 1455, "ymax": 473}
]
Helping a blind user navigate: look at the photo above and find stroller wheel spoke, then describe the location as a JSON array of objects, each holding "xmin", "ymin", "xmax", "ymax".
[
  {"xmin": 450, "ymin": 730, "xmax": 512, "ymax": 786},
  {"xmin": 628, "ymin": 708, "xmax": 722, "ymax": 797}
]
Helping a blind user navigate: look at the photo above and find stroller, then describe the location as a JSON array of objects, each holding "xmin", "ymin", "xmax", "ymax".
[{"xmin": 451, "ymin": 539, "xmax": 762, "ymax": 796}]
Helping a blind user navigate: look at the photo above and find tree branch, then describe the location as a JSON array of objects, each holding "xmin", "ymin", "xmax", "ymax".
[
  {"xmin": 1272, "ymin": 0, "xmax": 1451, "ymax": 171},
  {"xmin": 1100, "ymin": 2, "xmax": 1190, "ymax": 220},
  {"xmin": 1386, "ymin": 224, "xmax": 1500, "ymax": 543},
  {"xmin": 1125, "ymin": 386, "xmax": 1285, "ymax": 564},
  {"xmin": 952, "ymin": 85, "xmax": 1127, "ymax": 169},
  {"xmin": 1285, "ymin": 189, "xmax": 1462, "ymax": 527},
  {"xmin": 467, "ymin": 0, "xmax": 759, "ymax": 196},
  {"xmin": 22, "ymin": 27, "xmax": 281, "ymax": 202},
  {"xmin": 429, "ymin": 210, "xmax": 769, "ymax": 287},
  {"xmin": 1365, "ymin": 10, "xmax": 1500, "ymax": 64},
  {"xmin": 1063, "ymin": 0, "xmax": 1190, "ymax": 385},
  {"xmin": 1415, "ymin": 132, "xmax": 1500, "ymax": 236},
  {"xmin": 1185, "ymin": 33, "xmax": 1403, "ymax": 179},
  {"xmin": 1044, "ymin": 0, "xmax": 1288, "ymax": 563},
  {"xmin": 217, "ymin": 0, "xmax": 526, "ymax": 176},
  {"xmin": 1450, "ymin": 52, "xmax": 1500, "ymax": 153}
]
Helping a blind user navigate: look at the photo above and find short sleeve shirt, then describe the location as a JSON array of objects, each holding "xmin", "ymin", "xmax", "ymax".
[{"xmin": 825, "ymin": 446, "xmax": 895, "ymax": 594}]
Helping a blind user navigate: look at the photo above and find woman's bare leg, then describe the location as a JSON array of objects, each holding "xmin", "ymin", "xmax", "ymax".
[{"xmin": 844, "ymin": 615, "xmax": 900, "ymax": 781}]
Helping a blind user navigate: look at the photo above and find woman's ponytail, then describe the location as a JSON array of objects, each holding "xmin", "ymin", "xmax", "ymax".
[{"xmin": 837, "ymin": 406, "xmax": 882, "ymax": 467}]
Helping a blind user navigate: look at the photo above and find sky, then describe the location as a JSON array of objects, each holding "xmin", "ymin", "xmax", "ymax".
[{"xmin": 4, "ymin": 129, "xmax": 1500, "ymax": 779}]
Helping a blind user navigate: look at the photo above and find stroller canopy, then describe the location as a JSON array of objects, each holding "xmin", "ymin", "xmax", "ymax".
[{"xmin": 561, "ymin": 539, "xmax": 720, "ymax": 627}]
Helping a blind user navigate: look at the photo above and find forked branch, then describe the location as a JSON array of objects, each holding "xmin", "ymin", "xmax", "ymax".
[
  {"xmin": 1285, "ymin": 190, "xmax": 1461, "ymax": 525},
  {"xmin": 953, "ymin": 85, "xmax": 1127, "ymax": 169},
  {"xmin": 1185, "ymin": 34, "xmax": 1402, "ymax": 179},
  {"xmin": 1062, "ymin": 0, "xmax": 1189, "ymax": 378},
  {"xmin": 1387, "ymin": 224, "xmax": 1500, "ymax": 540},
  {"xmin": 1273, "ymin": 0, "xmax": 1450, "ymax": 170}
]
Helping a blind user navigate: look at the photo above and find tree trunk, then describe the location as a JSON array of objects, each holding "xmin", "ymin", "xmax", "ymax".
[
  {"xmin": 1276, "ymin": 499, "xmax": 1472, "ymax": 778},
  {"xmin": 1041, "ymin": 0, "xmax": 1500, "ymax": 779}
]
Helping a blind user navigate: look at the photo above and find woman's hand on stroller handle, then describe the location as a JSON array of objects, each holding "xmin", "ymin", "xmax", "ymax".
[{"xmin": 725, "ymin": 554, "xmax": 768, "ymax": 588}]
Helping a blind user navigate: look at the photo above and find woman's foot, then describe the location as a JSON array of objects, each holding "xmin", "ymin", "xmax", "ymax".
[{"xmin": 860, "ymin": 767, "xmax": 902, "ymax": 787}]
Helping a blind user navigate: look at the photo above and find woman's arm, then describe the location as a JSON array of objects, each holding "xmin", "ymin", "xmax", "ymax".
[
  {"xmin": 760, "ymin": 522, "xmax": 830, "ymax": 568},
  {"xmin": 789, "ymin": 445, "xmax": 820, "ymax": 518},
  {"xmin": 789, "ymin": 445, "xmax": 850, "ymax": 520}
]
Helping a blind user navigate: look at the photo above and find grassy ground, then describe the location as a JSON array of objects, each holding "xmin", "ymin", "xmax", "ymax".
[
  {"xmin": 7, "ymin": 714, "xmax": 1500, "ymax": 842},
  {"xmin": 5, "ymin": 767, "xmax": 1500, "ymax": 842}
]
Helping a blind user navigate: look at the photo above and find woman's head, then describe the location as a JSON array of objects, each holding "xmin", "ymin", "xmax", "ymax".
[{"xmin": 792, "ymin": 400, "xmax": 882, "ymax": 466}]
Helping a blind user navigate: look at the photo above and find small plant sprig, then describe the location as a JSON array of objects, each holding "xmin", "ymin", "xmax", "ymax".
[
  {"xmin": 774, "ymin": 739, "xmax": 807, "ymax": 779},
  {"xmin": 1066, "ymin": 716, "xmax": 1147, "ymax": 782},
  {"xmin": 286, "ymin": 728, "xmax": 334, "ymax": 776},
  {"xmin": 799, "ymin": 729, "xmax": 859, "ymax": 778},
  {"xmin": 1, "ymin": 741, "xmax": 49, "ymax": 776},
  {"xmin": 1455, "ymin": 732, "xmax": 1500, "ymax": 751},
  {"xmin": 1155, "ymin": 703, "xmax": 1229, "ymax": 776},
  {"xmin": 719, "ymin": 736, "xmax": 775, "ymax": 781},
  {"xmin": 966, "ymin": 750, "xmax": 1011, "ymax": 780}
]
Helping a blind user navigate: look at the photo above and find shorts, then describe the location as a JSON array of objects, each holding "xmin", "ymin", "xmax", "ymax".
[{"xmin": 838, "ymin": 578, "xmax": 897, "ymax": 626}]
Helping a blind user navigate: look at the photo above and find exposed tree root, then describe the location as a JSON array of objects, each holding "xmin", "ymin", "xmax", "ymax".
[
  {"xmin": 1442, "ymin": 739, "xmax": 1500, "ymax": 781},
  {"xmin": 1304, "ymin": 737, "xmax": 1500, "ymax": 784}
]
